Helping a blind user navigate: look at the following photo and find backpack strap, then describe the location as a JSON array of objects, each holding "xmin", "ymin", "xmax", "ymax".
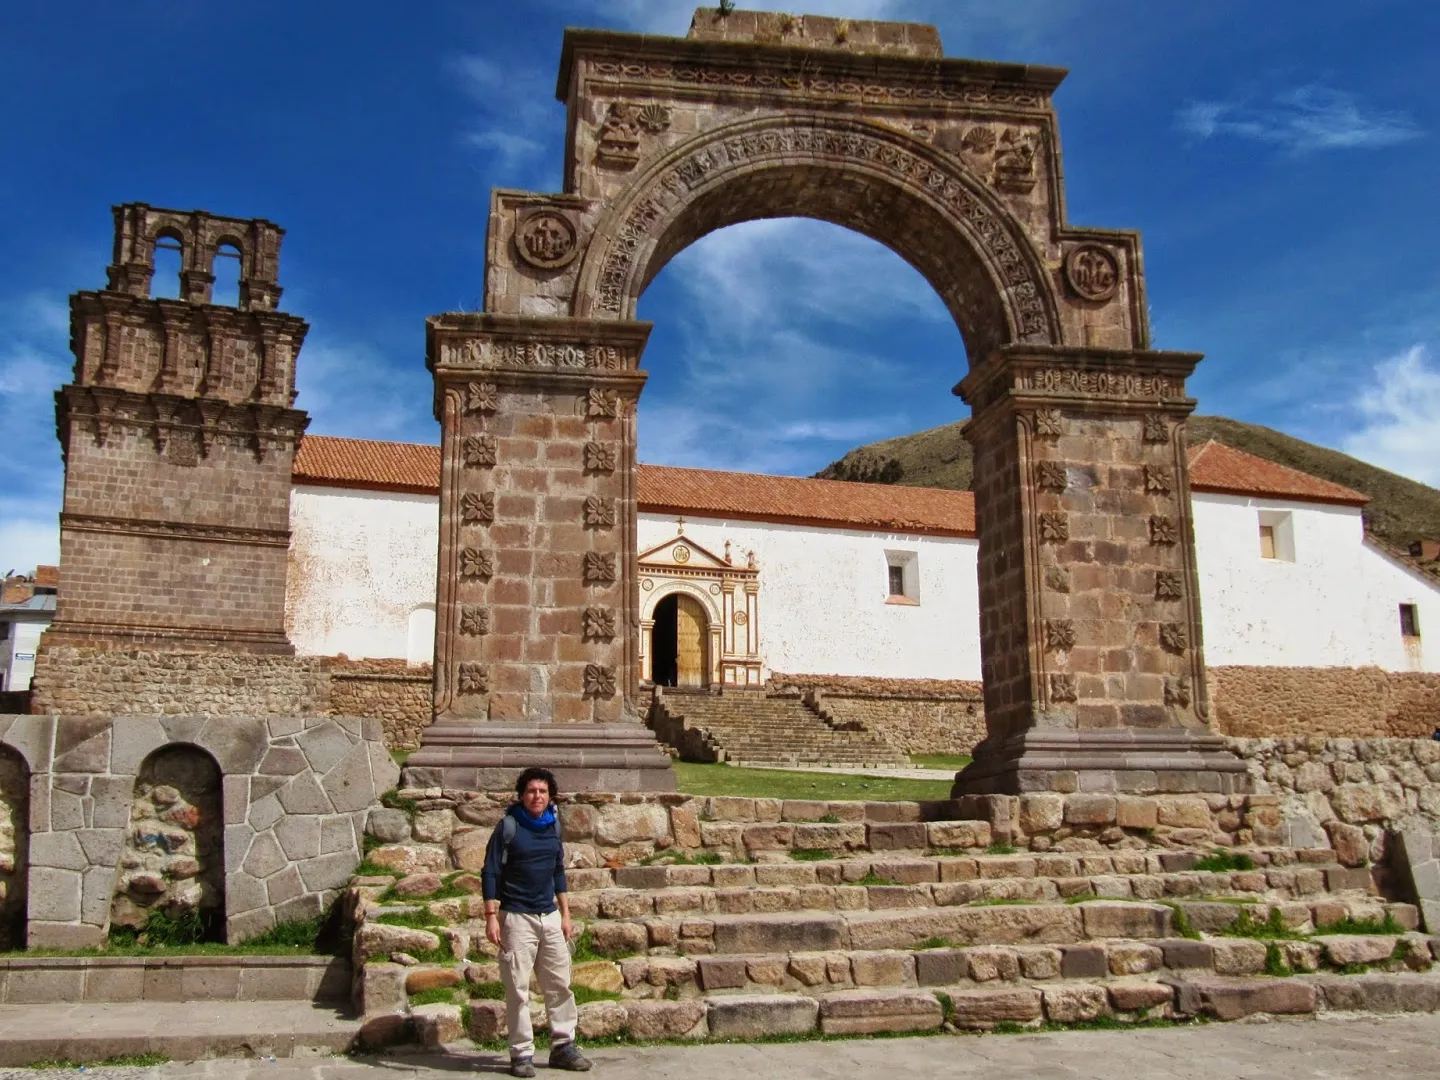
[{"xmin": 497, "ymin": 811, "xmax": 563, "ymax": 867}]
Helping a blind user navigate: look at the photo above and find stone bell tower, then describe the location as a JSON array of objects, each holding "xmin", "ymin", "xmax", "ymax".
[{"xmin": 43, "ymin": 203, "xmax": 310, "ymax": 656}]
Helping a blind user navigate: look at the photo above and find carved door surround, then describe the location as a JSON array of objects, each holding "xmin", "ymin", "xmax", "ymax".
[
  {"xmin": 638, "ymin": 533, "xmax": 761, "ymax": 688},
  {"xmin": 407, "ymin": 9, "xmax": 1245, "ymax": 795}
]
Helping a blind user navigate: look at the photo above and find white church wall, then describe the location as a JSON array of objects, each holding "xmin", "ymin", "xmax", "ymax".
[
  {"xmin": 286, "ymin": 485, "xmax": 439, "ymax": 660},
  {"xmin": 638, "ymin": 513, "xmax": 982, "ymax": 681},
  {"xmin": 1190, "ymin": 492, "xmax": 1438, "ymax": 671}
]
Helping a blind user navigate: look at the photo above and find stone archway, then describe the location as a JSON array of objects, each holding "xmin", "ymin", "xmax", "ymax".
[{"xmin": 406, "ymin": 7, "xmax": 1246, "ymax": 796}]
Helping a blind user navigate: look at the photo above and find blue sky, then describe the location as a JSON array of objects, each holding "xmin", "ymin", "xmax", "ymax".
[{"xmin": 3, "ymin": 0, "xmax": 1438, "ymax": 575}]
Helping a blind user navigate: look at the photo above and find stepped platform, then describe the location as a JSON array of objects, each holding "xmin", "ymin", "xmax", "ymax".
[
  {"xmin": 649, "ymin": 688, "xmax": 909, "ymax": 768},
  {"xmin": 347, "ymin": 788, "xmax": 1440, "ymax": 1046}
]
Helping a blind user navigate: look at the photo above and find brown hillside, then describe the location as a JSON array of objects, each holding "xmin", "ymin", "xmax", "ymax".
[{"xmin": 815, "ymin": 415, "xmax": 1440, "ymax": 550}]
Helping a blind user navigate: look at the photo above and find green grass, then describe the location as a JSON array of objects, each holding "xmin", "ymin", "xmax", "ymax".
[
  {"xmin": 470, "ymin": 980, "xmax": 506, "ymax": 1000},
  {"xmin": 908, "ymin": 754, "xmax": 972, "ymax": 770},
  {"xmin": 638, "ymin": 848, "xmax": 723, "ymax": 866},
  {"xmin": 1312, "ymin": 913, "xmax": 1405, "ymax": 936},
  {"xmin": 1064, "ymin": 893, "xmax": 1100, "ymax": 904},
  {"xmin": 985, "ymin": 842, "xmax": 1019, "ymax": 856},
  {"xmin": 855, "ymin": 871, "xmax": 900, "ymax": 887},
  {"xmin": 1264, "ymin": 943, "xmax": 1292, "ymax": 977},
  {"xmin": 28, "ymin": 1052, "xmax": 170, "ymax": 1069},
  {"xmin": 353, "ymin": 859, "xmax": 402, "ymax": 878},
  {"xmin": 1191, "ymin": 850, "xmax": 1256, "ymax": 873},
  {"xmin": 790, "ymin": 848, "xmax": 836, "ymax": 862},
  {"xmin": 381, "ymin": 787, "xmax": 420, "ymax": 818},
  {"xmin": 1215, "ymin": 907, "xmax": 1308, "ymax": 941},
  {"xmin": 107, "ymin": 907, "xmax": 211, "ymax": 948},
  {"xmin": 1159, "ymin": 902, "xmax": 1202, "ymax": 941},
  {"xmin": 375, "ymin": 908, "xmax": 443, "ymax": 930},
  {"xmin": 409, "ymin": 985, "xmax": 462, "ymax": 1006},
  {"xmin": 818, "ymin": 814, "xmax": 841, "ymax": 824},
  {"xmin": 672, "ymin": 761, "xmax": 952, "ymax": 802},
  {"xmin": 391, "ymin": 749, "xmax": 413, "ymax": 766},
  {"xmin": 571, "ymin": 927, "xmax": 626, "ymax": 963},
  {"xmin": 574, "ymin": 984, "xmax": 622, "ymax": 1005},
  {"xmin": 915, "ymin": 937, "xmax": 960, "ymax": 950}
]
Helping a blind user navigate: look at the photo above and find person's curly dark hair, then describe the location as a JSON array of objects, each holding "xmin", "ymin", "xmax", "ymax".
[{"xmin": 515, "ymin": 766, "xmax": 558, "ymax": 802}]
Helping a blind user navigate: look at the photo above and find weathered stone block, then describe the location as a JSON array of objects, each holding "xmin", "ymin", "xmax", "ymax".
[
  {"xmin": 1210, "ymin": 939, "xmax": 1267, "ymax": 975},
  {"xmin": 623, "ymin": 1000, "xmax": 707, "ymax": 1040},
  {"xmin": 819, "ymin": 989, "xmax": 943, "ymax": 1034},
  {"xmin": 1043, "ymin": 984, "xmax": 1109, "ymax": 1022},
  {"xmin": 707, "ymin": 994, "xmax": 819, "ymax": 1038},
  {"xmin": 1079, "ymin": 901, "xmax": 1171, "ymax": 939},
  {"xmin": 946, "ymin": 986, "xmax": 1043, "ymax": 1028},
  {"xmin": 1172, "ymin": 976, "xmax": 1317, "ymax": 1021}
]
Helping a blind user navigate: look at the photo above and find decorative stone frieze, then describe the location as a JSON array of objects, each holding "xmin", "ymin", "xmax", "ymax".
[
  {"xmin": 584, "ymin": 552, "xmax": 618, "ymax": 584},
  {"xmin": 583, "ymin": 664, "xmax": 617, "ymax": 698},
  {"xmin": 457, "ymin": 664, "xmax": 489, "ymax": 695},
  {"xmin": 1048, "ymin": 673, "xmax": 1078, "ymax": 703},
  {"xmin": 1032, "ymin": 409, "xmax": 1065, "ymax": 436},
  {"xmin": 587, "ymin": 388, "xmax": 620, "ymax": 418},
  {"xmin": 1159, "ymin": 623, "xmax": 1189, "ymax": 654}
]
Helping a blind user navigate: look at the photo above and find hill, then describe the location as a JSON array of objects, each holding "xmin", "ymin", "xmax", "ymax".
[{"xmin": 815, "ymin": 414, "xmax": 1440, "ymax": 551}]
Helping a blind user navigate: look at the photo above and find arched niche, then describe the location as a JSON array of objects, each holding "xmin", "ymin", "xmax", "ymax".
[{"xmin": 112, "ymin": 744, "xmax": 225, "ymax": 942}]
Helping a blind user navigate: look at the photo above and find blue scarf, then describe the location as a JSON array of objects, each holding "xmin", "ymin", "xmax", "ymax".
[{"xmin": 511, "ymin": 802, "xmax": 557, "ymax": 833}]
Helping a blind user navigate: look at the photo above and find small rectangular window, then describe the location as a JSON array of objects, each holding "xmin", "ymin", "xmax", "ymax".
[
  {"xmin": 1259, "ymin": 524, "xmax": 1277, "ymax": 560},
  {"xmin": 1400, "ymin": 604, "xmax": 1421, "ymax": 639},
  {"xmin": 888, "ymin": 565, "xmax": 906, "ymax": 596}
]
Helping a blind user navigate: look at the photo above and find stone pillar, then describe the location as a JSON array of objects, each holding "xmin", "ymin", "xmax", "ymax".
[
  {"xmin": 404, "ymin": 314, "xmax": 676, "ymax": 792},
  {"xmin": 952, "ymin": 345, "xmax": 1248, "ymax": 795}
]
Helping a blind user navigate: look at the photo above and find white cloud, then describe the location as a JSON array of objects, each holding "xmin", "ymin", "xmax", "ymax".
[
  {"xmin": 449, "ymin": 53, "xmax": 564, "ymax": 188},
  {"xmin": 1178, "ymin": 86, "xmax": 1422, "ymax": 153},
  {"xmin": 0, "ymin": 517, "xmax": 60, "ymax": 579},
  {"xmin": 1341, "ymin": 345, "xmax": 1440, "ymax": 487},
  {"xmin": 293, "ymin": 337, "xmax": 438, "ymax": 444}
]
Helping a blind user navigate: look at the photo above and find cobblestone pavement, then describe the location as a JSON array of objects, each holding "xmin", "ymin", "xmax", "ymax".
[{"xmin": 5, "ymin": 1014, "xmax": 1439, "ymax": 1080}]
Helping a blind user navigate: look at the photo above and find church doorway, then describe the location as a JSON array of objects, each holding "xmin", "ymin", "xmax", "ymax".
[{"xmin": 651, "ymin": 593, "xmax": 708, "ymax": 688}]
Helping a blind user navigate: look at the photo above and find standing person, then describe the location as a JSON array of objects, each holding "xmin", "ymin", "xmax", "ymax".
[{"xmin": 482, "ymin": 767, "xmax": 592, "ymax": 1076}]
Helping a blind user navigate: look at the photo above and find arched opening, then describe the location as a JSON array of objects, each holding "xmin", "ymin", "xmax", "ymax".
[
  {"xmin": 211, "ymin": 240, "xmax": 243, "ymax": 306},
  {"xmin": 407, "ymin": 604, "xmax": 436, "ymax": 666},
  {"xmin": 151, "ymin": 230, "xmax": 183, "ymax": 300},
  {"xmin": 651, "ymin": 593, "xmax": 709, "ymax": 689},
  {"xmin": 112, "ymin": 745, "xmax": 224, "ymax": 943},
  {"xmin": 0, "ymin": 747, "xmax": 29, "ymax": 949}
]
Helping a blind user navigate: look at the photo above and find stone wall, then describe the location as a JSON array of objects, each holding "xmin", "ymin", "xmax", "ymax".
[
  {"xmin": 0, "ymin": 749, "xmax": 28, "ymax": 949},
  {"xmin": 327, "ymin": 659, "xmax": 432, "ymax": 751},
  {"xmin": 1212, "ymin": 667, "xmax": 1440, "ymax": 739},
  {"xmin": 772, "ymin": 674, "xmax": 985, "ymax": 756},
  {"xmin": 30, "ymin": 648, "xmax": 330, "ymax": 718},
  {"xmin": 0, "ymin": 713, "xmax": 397, "ymax": 947}
]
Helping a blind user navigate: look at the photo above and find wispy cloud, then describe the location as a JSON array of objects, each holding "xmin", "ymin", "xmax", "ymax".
[
  {"xmin": 1177, "ymin": 85, "xmax": 1422, "ymax": 153},
  {"xmin": 293, "ymin": 336, "xmax": 437, "ymax": 444},
  {"xmin": 449, "ymin": 54, "xmax": 563, "ymax": 189},
  {"xmin": 1340, "ymin": 345, "xmax": 1440, "ymax": 487}
]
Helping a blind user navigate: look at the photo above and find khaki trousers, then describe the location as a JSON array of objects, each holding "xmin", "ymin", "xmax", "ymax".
[{"xmin": 499, "ymin": 910, "xmax": 577, "ymax": 1059}]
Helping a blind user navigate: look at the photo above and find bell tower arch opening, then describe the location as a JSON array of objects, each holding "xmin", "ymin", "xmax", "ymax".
[{"xmin": 405, "ymin": 7, "xmax": 1247, "ymax": 798}]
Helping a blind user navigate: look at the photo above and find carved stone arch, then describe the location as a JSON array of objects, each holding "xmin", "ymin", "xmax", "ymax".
[
  {"xmin": 641, "ymin": 578, "xmax": 722, "ymax": 627},
  {"xmin": 573, "ymin": 113, "xmax": 1061, "ymax": 361}
]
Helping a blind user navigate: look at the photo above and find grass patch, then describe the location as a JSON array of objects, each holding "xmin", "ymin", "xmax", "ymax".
[
  {"xmin": 934, "ymin": 990, "xmax": 954, "ymax": 1024},
  {"xmin": 971, "ymin": 898, "xmax": 1032, "ymax": 907},
  {"xmin": 470, "ymin": 980, "xmax": 506, "ymax": 1000},
  {"xmin": 1064, "ymin": 893, "xmax": 1100, "ymax": 904},
  {"xmin": 391, "ymin": 749, "xmax": 413, "ymax": 767},
  {"xmin": 1312, "ymin": 913, "xmax": 1405, "ymax": 936},
  {"xmin": 985, "ymin": 842, "xmax": 1019, "ymax": 856},
  {"xmin": 375, "ymin": 908, "xmax": 444, "ymax": 930},
  {"xmin": 855, "ymin": 871, "xmax": 900, "ymax": 887},
  {"xmin": 354, "ymin": 859, "xmax": 402, "ymax": 878},
  {"xmin": 381, "ymin": 788, "xmax": 420, "ymax": 819},
  {"xmin": 409, "ymin": 985, "xmax": 462, "ymax": 1006},
  {"xmin": 915, "ymin": 937, "xmax": 960, "ymax": 950},
  {"xmin": 1159, "ymin": 902, "xmax": 1202, "ymax": 941},
  {"xmin": 672, "ymin": 762, "xmax": 952, "ymax": 802},
  {"xmin": 927, "ymin": 847, "xmax": 971, "ymax": 858},
  {"xmin": 1264, "ymin": 943, "xmax": 1293, "ymax": 977},
  {"xmin": 1215, "ymin": 907, "xmax": 1307, "ymax": 941},
  {"xmin": 571, "ymin": 927, "xmax": 626, "ymax": 963},
  {"xmin": 574, "ymin": 984, "xmax": 622, "ymax": 1005},
  {"xmin": 639, "ymin": 848, "xmax": 723, "ymax": 867},
  {"xmin": 28, "ymin": 1053, "xmax": 170, "ymax": 1069},
  {"xmin": 791, "ymin": 849, "xmax": 836, "ymax": 862},
  {"xmin": 818, "ymin": 814, "xmax": 841, "ymax": 824},
  {"xmin": 908, "ymin": 754, "xmax": 972, "ymax": 770},
  {"xmin": 1192, "ymin": 850, "xmax": 1256, "ymax": 873},
  {"xmin": 107, "ymin": 907, "xmax": 211, "ymax": 949}
]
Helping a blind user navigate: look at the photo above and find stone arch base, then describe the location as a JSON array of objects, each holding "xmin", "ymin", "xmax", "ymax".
[{"xmin": 0, "ymin": 714, "xmax": 397, "ymax": 947}]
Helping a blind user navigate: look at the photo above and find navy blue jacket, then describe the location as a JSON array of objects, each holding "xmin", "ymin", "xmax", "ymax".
[{"xmin": 480, "ymin": 805, "xmax": 568, "ymax": 915}]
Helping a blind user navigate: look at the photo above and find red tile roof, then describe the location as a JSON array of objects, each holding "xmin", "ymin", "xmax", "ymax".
[
  {"xmin": 1186, "ymin": 440, "xmax": 1368, "ymax": 506},
  {"xmin": 291, "ymin": 433, "xmax": 1368, "ymax": 536}
]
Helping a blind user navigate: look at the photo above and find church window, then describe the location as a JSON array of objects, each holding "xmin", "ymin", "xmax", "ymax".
[
  {"xmin": 1257, "ymin": 511, "xmax": 1294, "ymax": 561},
  {"xmin": 888, "ymin": 565, "xmax": 905, "ymax": 596},
  {"xmin": 885, "ymin": 550, "xmax": 919, "ymax": 604},
  {"xmin": 1400, "ymin": 604, "xmax": 1420, "ymax": 640}
]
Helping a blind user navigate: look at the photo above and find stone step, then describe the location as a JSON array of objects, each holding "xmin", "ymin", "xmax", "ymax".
[
  {"xmin": 0, "ymin": 954, "xmax": 350, "ymax": 1005},
  {"xmin": 0, "ymin": 1001, "xmax": 359, "ymax": 1066}
]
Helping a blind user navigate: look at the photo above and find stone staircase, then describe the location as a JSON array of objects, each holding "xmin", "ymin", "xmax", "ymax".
[
  {"xmin": 647, "ymin": 687, "xmax": 909, "ymax": 768},
  {"xmin": 349, "ymin": 789, "xmax": 1440, "ymax": 1046}
]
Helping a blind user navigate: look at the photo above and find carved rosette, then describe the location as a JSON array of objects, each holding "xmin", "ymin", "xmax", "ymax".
[
  {"xmin": 1036, "ymin": 460, "xmax": 1067, "ymax": 492},
  {"xmin": 1044, "ymin": 619, "xmax": 1076, "ymax": 652},
  {"xmin": 460, "ymin": 547, "xmax": 495, "ymax": 579},
  {"xmin": 583, "ymin": 551, "xmax": 617, "ymax": 584},
  {"xmin": 457, "ymin": 663, "xmax": 489, "ymax": 695},
  {"xmin": 1063, "ymin": 245, "xmax": 1120, "ymax": 302},
  {"xmin": 459, "ymin": 606, "xmax": 490, "ymax": 636},
  {"xmin": 1159, "ymin": 623, "xmax": 1189, "ymax": 654},
  {"xmin": 582, "ymin": 607, "xmax": 616, "ymax": 641},
  {"xmin": 1143, "ymin": 414, "xmax": 1170, "ymax": 443},
  {"xmin": 466, "ymin": 382, "xmax": 499, "ymax": 414},
  {"xmin": 583, "ymin": 663, "xmax": 617, "ymax": 698},
  {"xmin": 462, "ymin": 492, "xmax": 495, "ymax": 525},
  {"xmin": 1048, "ymin": 673, "xmax": 1078, "ymax": 703},
  {"xmin": 1164, "ymin": 676, "xmax": 1193, "ymax": 708},
  {"xmin": 1032, "ymin": 409, "xmax": 1065, "ymax": 437},
  {"xmin": 1155, "ymin": 571, "xmax": 1184, "ymax": 600},
  {"xmin": 1038, "ymin": 512, "xmax": 1069, "ymax": 542},
  {"xmin": 584, "ymin": 442, "xmax": 616, "ymax": 472},
  {"xmin": 1143, "ymin": 466, "xmax": 1174, "ymax": 495},
  {"xmin": 463, "ymin": 434, "xmax": 497, "ymax": 468},
  {"xmin": 587, "ymin": 388, "xmax": 620, "ymax": 418},
  {"xmin": 1149, "ymin": 516, "xmax": 1179, "ymax": 545},
  {"xmin": 583, "ymin": 495, "xmax": 616, "ymax": 529}
]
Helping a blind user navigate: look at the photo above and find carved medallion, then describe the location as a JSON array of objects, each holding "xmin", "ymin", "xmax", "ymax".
[
  {"xmin": 709, "ymin": 583, "xmax": 722, "ymax": 595},
  {"xmin": 587, "ymin": 388, "xmax": 620, "ymax": 418},
  {"xmin": 514, "ymin": 211, "xmax": 578, "ymax": 271},
  {"xmin": 583, "ymin": 551, "xmax": 617, "ymax": 584},
  {"xmin": 460, "ymin": 547, "xmax": 494, "ymax": 579},
  {"xmin": 1164, "ymin": 675, "xmax": 1192, "ymax": 708},
  {"xmin": 672, "ymin": 544, "xmax": 691, "ymax": 563},
  {"xmin": 463, "ymin": 434, "xmax": 497, "ymax": 468},
  {"xmin": 1033, "ymin": 409, "xmax": 1065, "ymax": 437},
  {"xmin": 461, "ymin": 491, "xmax": 495, "ymax": 525},
  {"xmin": 1148, "ymin": 516, "xmax": 1179, "ymax": 545},
  {"xmin": 459, "ymin": 606, "xmax": 490, "ymax": 636},
  {"xmin": 1159, "ymin": 622, "xmax": 1189, "ymax": 654},
  {"xmin": 1036, "ymin": 460, "xmax": 1068, "ymax": 493},
  {"xmin": 582, "ymin": 607, "xmax": 616, "ymax": 641},
  {"xmin": 583, "ymin": 496, "xmax": 616, "ymax": 529},
  {"xmin": 1155, "ymin": 571, "xmax": 1184, "ymax": 600},
  {"xmin": 1143, "ymin": 414, "xmax": 1170, "ymax": 443},
  {"xmin": 583, "ymin": 663, "xmax": 617, "ymax": 698},
  {"xmin": 641, "ymin": 578, "xmax": 654, "ymax": 592},
  {"xmin": 584, "ymin": 442, "xmax": 617, "ymax": 472},
  {"xmin": 733, "ymin": 610, "xmax": 748, "ymax": 626},
  {"xmin": 457, "ymin": 663, "xmax": 489, "ymax": 695},
  {"xmin": 1064, "ymin": 245, "xmax": 1120, "ymax": 302},
  {"xmin": 1045, "ymin": 619, "xmax": 1077, "ymax": 652},
  {"xmin": 465, "ymin": 382, "xmax": 499, "ymax": 414},
  {"xmin": 1048, "ymin": 673, "xmax": 1078, "ymax": 703},
  {"xmin": 1143, "ymin": 465, "xmax": 1174, "ymax": 495},
  {"xmin": 1038, "ymin": 512, "xmax": 1069, "ymax": 542}
]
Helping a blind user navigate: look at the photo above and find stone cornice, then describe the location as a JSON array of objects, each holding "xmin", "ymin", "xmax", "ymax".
[
  {"xmin": 956, "ymin": 346, "xmax": 1203, "ymax": 416},
  {"xmin": 56, "ymin": 385, "xmax": 309, "ymax": 460},
  {"xmin": 60, "ymin": 512, "xmax": 291, "ymax": 548},
  {"xmin": 70, "ymin": 290, "xmax": 309, "ymax": 340}
]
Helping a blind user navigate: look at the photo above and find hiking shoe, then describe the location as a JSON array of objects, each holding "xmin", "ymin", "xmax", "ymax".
[
  {"xmin": 548, "ymin": 1042, "xmax": 593, "ymax": 1071},
  {"xmin": 510, "ymin": 1057, "xmax": 537, "ymax": 1078}
]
